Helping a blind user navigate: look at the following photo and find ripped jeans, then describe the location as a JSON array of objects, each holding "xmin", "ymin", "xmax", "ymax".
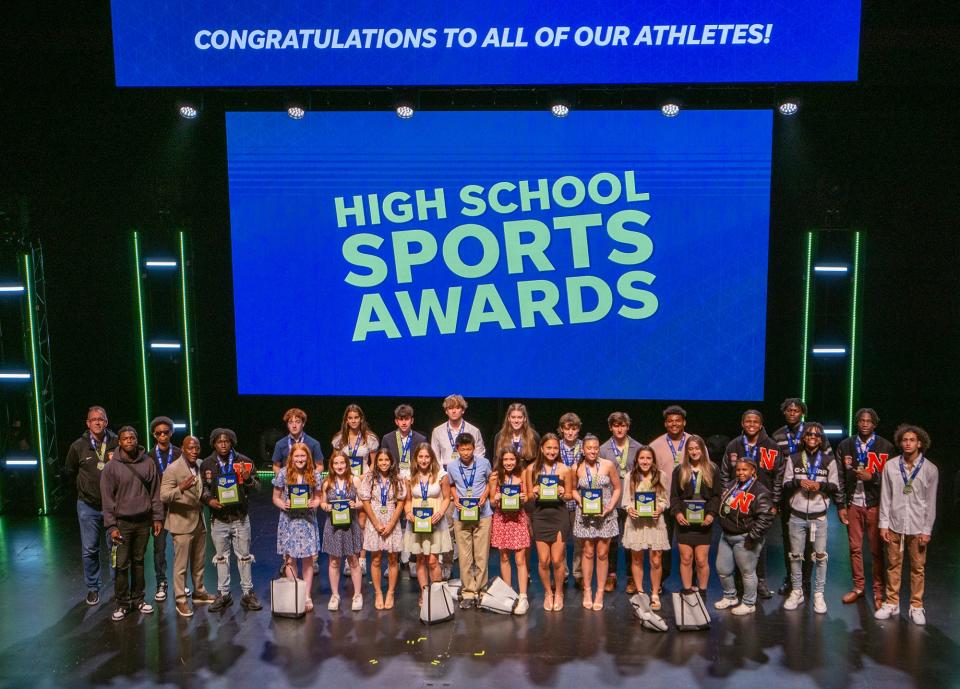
[
  {"xmin": 211, "ymin": 516, "xmax": 254, "ymax": 595},
  {"xmin": 788, "ymin": 514, "xmax": 828, "ymax": 595}
]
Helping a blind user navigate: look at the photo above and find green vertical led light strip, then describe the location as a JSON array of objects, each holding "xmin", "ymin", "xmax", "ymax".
[
  {"xmin": 23, "ymin": 253, "xmax": 49, "ymax": 515},
  {"xmin": 847, "ymin": 231, "xmax": 862, "ymax": 432},
  {"xmin": 132, "ymin": 232, "xmax": 151, "ymax": 437},
  {"xmin": 800, "ymin": 231, "xmax": 814, "ymax": 402},
  {"xmin": 178, "ymin": 231, "xmax": 195, "ymax": 436}
]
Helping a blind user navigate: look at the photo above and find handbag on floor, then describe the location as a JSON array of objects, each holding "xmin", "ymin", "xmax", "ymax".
[
  {"xmin": 420, "ymin": 582, "xmax": 456, "ymax": 624},
  {"xmin": 672, "ymin": 589, "xmax": 710, "ymax": 631},
  {"xmin": 444, "ymin": 578, "xmax": 463, "ymax": 600},
  {"xmin": 478, "ymin": 576, "xmax": 519, "ymax": 614},
  {"xmin": 271, "ymin": 576, "xmax": 306, "ymax": 618},
  {"xmin": 629, "ymin": 592, "xmax": 668, "ymax": 632}
]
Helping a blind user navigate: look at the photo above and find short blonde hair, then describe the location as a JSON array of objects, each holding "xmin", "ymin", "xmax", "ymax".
[{"xmin": 443, "ymin": 394, "xmax": 467, "ymax": 411}]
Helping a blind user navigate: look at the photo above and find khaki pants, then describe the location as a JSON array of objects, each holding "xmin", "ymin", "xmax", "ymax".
[
  {"xmin": 172, "ymin": 520, "xmax": 207, "ymax": 604},
  {"xmin": 453, "ymin": 517, "xmax": 492, "ymax": 599},
  {"xmin": 884, "ymin": 531, "xmax": 926, "ymax": 608}
]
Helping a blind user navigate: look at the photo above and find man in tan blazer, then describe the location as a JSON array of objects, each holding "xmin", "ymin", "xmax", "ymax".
[{"xmin": 161, "ymin": 436, "xmax": 216, "ymax": 616}]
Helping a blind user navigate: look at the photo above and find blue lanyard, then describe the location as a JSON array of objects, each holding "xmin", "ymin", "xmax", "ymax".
[
  {"xmin": 666, "ymin": 434, "xmax": 687, "ymax": 463},
  {"xmin": 156, "ymin": 446, "xmax": 174, "ymax": 472},
  {"xmin": 856, "ymin": 435, "xmax": 876, "ymax": 467},
  {"xmin": 725, "ymin": 476, "xmax": 756, "ymax": 504},
  {"xmin": 446, "ymin": 422, "xmax": 463, "ymax": 452},
  {"xmin": 217, "ymin": 451, "xmax": 235, "ymax": 475},
  {"xmin": 585, "ymin": 462, "xmax": 598, "ymax": 488},
  {"xmin": 610, "ymin": 439, "xmax": 627, "ymax": 469},
  {"xmin": 287, "ymin": 435, "xmax": 303, "ymax": 453},
  {"xmin": 459, "ymin": 461, "xmax": 477, "ymax": 497},
  {"xmin": 334, "ymin": 478, "xmax": 348, "ymax": 500},
  {"xmin": 512, "ymin": 437, "xmax": 522, "ymax": 454},
  {"xmin": 418, "ymin": 475, "xmax": 430, "ymax": 501},
  {"xmin": 691, "ymin": 470, "xmax": 701, "ymax": 495},
  {"xmin": 786, "ymin": 423, "xmax": 804, "ymax": 454},
  {"xmin": 348, "ymin": 432, "xmax": 363, "ymax": 459},
  {"xmin": 397, "ymin": 432, "xmax": 412, "ymax": 465},
  {"xmin": 801, "ymin": 451, "xmax": 823, "ymax": 481},
  {"xmin": 560, "ymin": 440, "xmax": 582, "ymax": 467},
  {"xmin": 899, "ymin": 455, "xmax": 924, "ymax": 488},
  {"xmin": 378, "ymin": 476, "xmax": 390, "ymax": 506},
  {"xmin": 742, "ymin": 435, "xmax": 759, "ymax": 461}
]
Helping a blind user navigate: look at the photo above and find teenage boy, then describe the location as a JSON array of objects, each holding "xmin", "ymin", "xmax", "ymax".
[
  {"xmin": 431, "ymin": 394, "xmax": 487, "ymax": 466},
  {"xmin": 65, "ymin": 405, "xmax": 118, "ymax": 605},
  {"xmin": 781, "ymin": 422, "xmax": 840, "ymax": 615},
  {"xmin": 558, "ymin": 413, "xmax": 585, "ymax": 587},
  {"xmin": 875, "ymin": 424, "xmax": 938, "ymax": 626},
  {"xmin": 838, "ymin": 408, "xmax": 895, "ymax": 609},
  {"xmin": 447, "ymin": 433, "xmax": 493, "ymax": 608},
  {"xmin": 148, "ymin": 416, "xmax": 182, "ymax": 603},
  {"xmin": 100, "ymin": 426, "xmax": 164, "ymax": 621},
  {"xmin": 201, "ymin": 428, "xmax": 262, "ymax": 611},
  {"xmin": 271, "ymin": 407, "xmax": 325, "ymax": 475},
  {"xmin": 599, "ymin": 411, "xmax": 642, "ymax": 593},
  {"xmin": 648, "ymin": 405, "xmax": 701, "ymax": 588},
  {"xmin": 720, "ymin": 410, "xmax": 784, "ymax": 599},
  {"xmin": 383, "ymin": 404, "xmax": 429, "ymax": 576},
  {"xmin": 160, "ymin": 436, "xmax": 216, "ymax": 617}
]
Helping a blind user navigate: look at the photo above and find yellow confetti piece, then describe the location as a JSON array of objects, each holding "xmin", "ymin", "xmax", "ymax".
[
  {"xmin": 473, "ymin": 651, "xmax": 485, "ymax": 657},
  {"xmin": 369, "ymin": 660, "xmax": 379, "ymax": 665},
  {"xmin": 431, "ymin": 660, "xmax": 441, "ymax": 666},
  {"xmin": 417, "ymin": 637, "xmax": 427, "ymax": 642}
]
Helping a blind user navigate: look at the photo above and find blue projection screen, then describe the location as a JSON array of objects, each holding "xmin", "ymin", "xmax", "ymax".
[
  {"xmin": 227, "ymin": 111, "xmax": 771, "ymax": 400},
  {"xmin": 112, "ymin": 0, "xmax": 861, "ymax": 86}
]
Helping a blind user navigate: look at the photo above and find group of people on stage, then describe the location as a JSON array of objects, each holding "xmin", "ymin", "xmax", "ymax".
[{"xmin": 64, "ymin": 396, "xmax": 938, "ymax": 626}]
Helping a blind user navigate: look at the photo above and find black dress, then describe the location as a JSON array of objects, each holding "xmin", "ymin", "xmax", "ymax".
[
  {"xmin": 530, "ymin": 464, "xmax": 572, "ymax": 543},
  {"xmin": 669, "ymin": 462, "xmax": 720, "ymax": 547}
]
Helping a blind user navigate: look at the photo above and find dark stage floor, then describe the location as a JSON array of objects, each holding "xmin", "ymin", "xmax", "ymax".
[{"xmin": 1, "ymin": 493, "xmax": 958, "ymax": 689}]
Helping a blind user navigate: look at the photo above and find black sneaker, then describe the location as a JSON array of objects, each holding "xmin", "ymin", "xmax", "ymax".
[
  {"xmin": 86, "ymin": 590, "xmax": 100, "ymax": 606},
  {"xmin": 209, "ymin": 593, "xmax": 233, "ymax": 613},
  {"xmin": 155, "ymin": 582, "xmax": 168, "ymax": 602},
  {"xmin": 241, "ymin": 592, "xmax": 263, "ymax": 611},
  {"xmin": 757, "ymin": 580, "xmax": 773, "ymax": 600},
  {"xmin": 459, "ymin": 598, "xmax": 475, "ymax": 610},
  {"xmin": 777, "ymin": 581, "xmax": 791, "ymax": 596}
]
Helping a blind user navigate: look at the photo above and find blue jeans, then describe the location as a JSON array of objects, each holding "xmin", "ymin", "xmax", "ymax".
[
  {"xmin": 788, "ymin": 514, "xmax": 828, "ymax": 594},
  {"xmin": 716, "ymin": 533, "xmax": 763, "ymax": 605},
  {"xmin": 210, "ymin": 517, "xmax": 254, "ymax": 595},
  {"xmin": 77, "ymin": 500, "xmax": 105, "ymax": 590}
]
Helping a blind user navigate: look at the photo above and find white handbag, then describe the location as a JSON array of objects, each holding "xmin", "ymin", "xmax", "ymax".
[
  {"xmin": 672, "ymin": 589, "xmax": 711, "ymax": 631},
  {"xmin": 629, "ymin": 592, "xmax": 668, "ymax": 631},
  {"xmin": 271, "ymin": 576, "xmax": 306, "ymax": 618},
  {"xmin": 420, "ymin": 582, "xmax": 456, "ymax": 624},
  {"xmin": 478, "ymin": 576, "xmax": 519, "ymax": 614}
]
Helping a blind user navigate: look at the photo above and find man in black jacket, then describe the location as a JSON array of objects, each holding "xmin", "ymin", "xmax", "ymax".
[
  {"xmin": 720, "ymin": 410, "xmax": 784, "ymax": 599},
  {"xmin": 64, "ymin": 406, "xmax": 118, "ymax": 605},
  {"xmin": 148, "ymin": 416, "xmax": 182, "ymax": 603},
  {"xmin": 201, "ymin": 428, "xmax": 262, "ymax": 611},
  {"xmin": 100, "ymin": 426, "xmax": 164, "ymax": 621},
  {"xmin": 837, "ymin": 408, "xmax": 895, "ymax": 609}
]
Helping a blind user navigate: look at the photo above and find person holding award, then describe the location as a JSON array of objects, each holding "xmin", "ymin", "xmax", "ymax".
[
  {"xmin": 714, "ymin": 456, "xmax": 774, "ymax": 615},
  {"xmin": 623, "ymin": 447, "xmax": 670, "ymax": 609},
  {"xmin": 201, "ymin": 428, "xmax": 262, "ymax": 612},
  {"xmin": 670, "ymin": 436, "xmax": 719, "ymax": 595},
  {"xmin": 359, "ymin": 448, "xmax": 408, "ymax": 609},
  {"xmin": 488, "ymin": 447, "xmax": 531, "ymax": 614},
  {"xmin": 403, "ymin": 443, "xmax": 452, "ymax": 605},
  {"xmin": 272, "ymin": 443, "xmax": 323, "ymax": 612},
  {"xmin": 572, "ymin": 435, "xmax": 621, "ymax": 611},
  {"xmin": 320, "ymin": 451, "xmax": 364, "ymax": 611},
  {"xmin": 525, "ymin": 433, "xmax": 575, "ymax": 611},
  {"xmin": 448, "ymin": 433, "xmax": 493, "ymax": 609}
]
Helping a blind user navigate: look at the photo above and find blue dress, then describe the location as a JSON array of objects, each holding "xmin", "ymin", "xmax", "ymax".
[{"xmin": 273, "ymin": 469, "xmax": 322, "ymax": 558}]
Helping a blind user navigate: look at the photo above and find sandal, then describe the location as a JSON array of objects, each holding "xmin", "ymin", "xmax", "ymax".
[
  {"xmin": 385, "ymin": 592, "xmax": 395, "ymax": 610},
  {"xmin": 651, "ymin": 593, "xmax": 661, "ymax": 610},
  {"xmin": 374, "ymin": 591, "xmax": 384, "ymax": 610},
  {"xmin": 553, "ymin": 593, "xmax": 564, "ymax": 611},
  {"xmin": 543, "ymin": 593, "xmax": 554, "ymax": 611},
  {"xmin": 592, "ymin": 593, "xmax": 604, "ymax": 611},
  {"xmin": 582, "ymin": 592, "xmax": 594, "ymax": 610}
]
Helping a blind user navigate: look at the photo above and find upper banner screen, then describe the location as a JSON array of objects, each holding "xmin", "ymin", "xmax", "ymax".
[
  {"xmin": 112, "ymin": 1, "xmax": 861, "ymax": 86},
  {"xmin": 227, "ymin": 110, "xmax": 771, "ymax": 400}
]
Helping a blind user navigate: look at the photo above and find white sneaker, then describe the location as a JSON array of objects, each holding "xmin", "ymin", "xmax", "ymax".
[
  {"xmin": 783, "ymin": 590, "xmax": 805, "ymax": 610},
  {"xmin": 874, "ymin": 603, "xmax": 899, "ymax": 620},
  {"xmin": 813, "ymin": 593, "xmax": 827, "ymax": 614},
  {"xmin": 731, "ymin": 603, "xmax": 756, "ymax": 616},
  {"xmin": 908, "ymin": 607, "xmax": 926, "ymax": 626},
  {"xmin": 360, "ymin": 558, "xmax": 368, "ymax": 575},
  {"xmin": 327, "ymin": 594, "xmax": 340, "ymax": 611},
  {"xmin": 138, "ymin": 602, "xmax": 155, "ymax": 614},
  {"xmin": 514, "ymin": 595, "xmax": 529, "ymax": 615},
  {"xmin": 351, "ymin": 594, "xmax": 363, "ymax": 611},
  {"xmin": 714, "ymin": 597, "xmax": 739, "ymax": 611},
  {"xmin": 343, "ymin": 562, "xmax": 351, "ymax": 575}
]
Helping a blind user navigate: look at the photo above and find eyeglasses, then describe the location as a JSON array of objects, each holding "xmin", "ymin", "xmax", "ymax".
[{"xmin": 153, "ymin": 429, "xmax": 171, "ymax": 437}]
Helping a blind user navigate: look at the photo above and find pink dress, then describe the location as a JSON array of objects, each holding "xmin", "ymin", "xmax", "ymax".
[{"xmin": 491, "ymin": 479, "xmax": 531, "ymax": 551}]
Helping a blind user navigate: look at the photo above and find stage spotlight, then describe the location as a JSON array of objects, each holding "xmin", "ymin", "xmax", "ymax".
[
  {"xmin": 551, "ymin": 103, "xmax": 570, "ymax": 118},
  {"xmin": 287, "ymin": 105, "xmax": 306, "ymax": 120},
  {"xmin": 179, "ymin": 104, "xmax": 198, "ymax": 120},
  {"xmin": 661, "ymin": 102, "xmax": 680, "ymax": 118},
  {"xmin": 396, "ymin": 104, "xmax": 415, "ymax": 119},
  {"xmin": 778, "ymin": 100, "xmax": 799, "ymax": 116}
]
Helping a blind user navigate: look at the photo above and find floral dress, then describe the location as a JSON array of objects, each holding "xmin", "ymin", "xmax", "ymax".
[
  {"xmin": 573, "ymin": 472, "xmax": 620, "ymax": 539},
  {"xmin": 273, "ymin": 468, "xmax": 322, "ymax": 558},
  {"xmin": 358, "ymin": 473, "xmax": 407, "ymax": 552}
]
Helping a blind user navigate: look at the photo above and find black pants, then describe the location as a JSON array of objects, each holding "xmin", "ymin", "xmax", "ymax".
[
  {"xmin": 152, "ymin": 527, "xmax": 168, "ymax": 584},
  {"xmin": 115, "ymin": 517, "xmax": 151, "ymax": 609}
]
